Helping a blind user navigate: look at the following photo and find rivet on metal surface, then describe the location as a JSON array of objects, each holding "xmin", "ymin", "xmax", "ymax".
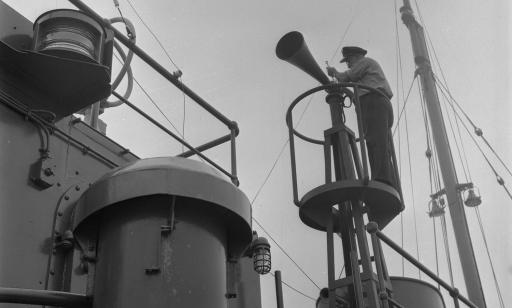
[
  {"xmin": 64, "ymin": 195, "xmax": 70, "ymax": 200},
  {"xmin": 75, "ymin": 185, "xmax": 81, "ymax": 191}
]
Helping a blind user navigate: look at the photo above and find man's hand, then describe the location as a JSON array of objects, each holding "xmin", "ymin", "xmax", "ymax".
[{"xmin": 326, "ymin": 66, "xmax": 338, "ymax": 78}]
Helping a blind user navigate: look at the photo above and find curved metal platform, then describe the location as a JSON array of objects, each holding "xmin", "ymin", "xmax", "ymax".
[{"xmin": 299, "ymin": 180, "xmax": 403, "ymax": 231}]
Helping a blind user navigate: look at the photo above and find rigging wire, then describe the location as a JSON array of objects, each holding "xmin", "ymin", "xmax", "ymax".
[
  {"xmin": 435, "ymin": 81, "xmax": 512, "ymax": 200},
  {"xmin": 393, "ymin": 0, "xmax": 407, "ymax": 275},
  {"xmin": 431, "ymin": 75, "xmax": 508, "ymax": 305},
  {"xmin": 419, "ymin": 77, "xmax": 443, "ymax": 286},
  {"xmin": 113, "ymin": 53, "xmax": 183, "ymax": 137},
  {"xmin": 440, "ymin": 215, "xmax": 455, "ymax": 286},
  {"xmin": 403, "ymin": 80, "xmax": 420, "ymax": 279},
  {"xmin": 391, "ymin": 77, "xmax": 416, "ymax": 137},
  {"xmin": 124, "ymin": 0, "xmax": 181, "ymax": 71},
  {"xmin": 123, "ymin": 0, "xmax": 188, "ymax": 150},
  {"xmin": 329, "ymin": 10, "xmax": 358, "ymax": 62},
  {"xmin": 414, "ymin": 0, "xmax": 512, "ymax": 183},
  {"xmin": 268, "ymin": 272, "xmax": 317, "ymax": 302},
  {"xmin": 251, "ymin": 95, "xmax": 322, "ymax": 292},
  {"xmin": 433, "ymin": 74, "xmax": 512, "ymax": 179},
  {"xmin": 253, "ymin": 218, "xmax": 321, "ymax": 290},
  {"xmin": 247, "ymin": 9, "xmax": 363, "ymax": 292},
  {"xmin": 474, "ymin": 208, "xmax": 506, "ymax": 308}
]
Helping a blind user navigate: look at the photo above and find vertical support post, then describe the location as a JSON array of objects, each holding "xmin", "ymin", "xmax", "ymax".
[
  {"xmin": 325, "ymin": 92, "xmax": 354, "ymax": 276},
  {"xmin": 401, "ymin": 2, "xmax": 486, "ymax": 307},
  {"xmin": 274, "ymin": 270, "xmax": 285, "ymax": 308},
  {"xmin": 326, "ymin": 212, "xmax": 336, "ymax": 308},
  {"xmin": 353, "ymin": 87, "xmax": 369, "ymax": 182},
  {"xmin": 229, "ymin": 126, "xmax": 239, "ymax": 186},
  {"xmin": 370, "ymin": 230, "xmax": 389, "ymax": 308}
]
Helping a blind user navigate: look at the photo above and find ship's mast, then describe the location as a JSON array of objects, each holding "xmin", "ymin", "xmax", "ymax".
[{"xmin": 400, "ymin": 1, "xmax": 486, "ymax": 307}]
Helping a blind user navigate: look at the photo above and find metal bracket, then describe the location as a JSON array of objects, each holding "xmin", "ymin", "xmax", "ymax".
[{"xmin": 29, "ymin": 156, "xmax": 57, "ymax": 189}]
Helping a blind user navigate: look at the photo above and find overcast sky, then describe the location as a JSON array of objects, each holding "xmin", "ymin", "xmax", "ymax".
[{"xmin": 4, "ymin": 0, "xmax": 511, "ymax": 307}]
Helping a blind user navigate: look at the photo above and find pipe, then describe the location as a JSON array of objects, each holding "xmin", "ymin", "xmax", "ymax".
[
  {"xmin": 274, "ymin": 270, "xmax": 285, "ymax": 308},
  {"xmin": 0, "ymin": 287, "xmax": 90, "ymax": 307}
]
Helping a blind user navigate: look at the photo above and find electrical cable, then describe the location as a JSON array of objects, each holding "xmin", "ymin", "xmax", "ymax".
[{"xmin": 104, "ymin": 3, "xmax": 136, "ymax": 108}]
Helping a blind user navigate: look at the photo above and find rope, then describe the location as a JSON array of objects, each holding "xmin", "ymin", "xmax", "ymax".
[
  {"xmin": 269, "ymin": 272, "xmax": 317, "ymax": 302},
  {"xmin": 253, "ymin": 218, "xmax": 321, "ymax": 290},
  {"xmin": 474, "ymin": 208, "xmax": 505, "ymax": 308}
]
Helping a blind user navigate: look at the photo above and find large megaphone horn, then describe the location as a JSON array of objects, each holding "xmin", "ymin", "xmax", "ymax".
[{"xmin": 275, "ymin": 31, "xmax": 330, "ymax": 85}]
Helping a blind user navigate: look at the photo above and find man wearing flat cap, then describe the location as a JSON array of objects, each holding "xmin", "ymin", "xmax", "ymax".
[{"xmin": 326, "ymin": 46, "xmax": 396, "ymax": 188}]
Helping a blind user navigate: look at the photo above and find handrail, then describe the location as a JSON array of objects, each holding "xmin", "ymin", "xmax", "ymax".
[
  {"xmin": 112, "ymin": 92, "xmax": 238, "ymax": 184},
  {"xmin": 366, "ymin": 222, "xmax": 479, "ymax": 308},
  {"xmin": 0, "ymin": 287, "xmax": 90, "ymax": 307},
  {"xmin": 286, "ymin": 82, "xmax": 397, "ymax": 205},
  {"xmin": 67, "ymin": 0, "xmax": 239, "ymax": 185},
  {"xmin": 68, "ymin": 0, "xmax": 236, "ymax": 130}
]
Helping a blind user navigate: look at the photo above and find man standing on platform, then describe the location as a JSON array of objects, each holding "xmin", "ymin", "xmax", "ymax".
[{"xmin": 326, "ymin": 46, "xmax": 396, "ymax": 188}]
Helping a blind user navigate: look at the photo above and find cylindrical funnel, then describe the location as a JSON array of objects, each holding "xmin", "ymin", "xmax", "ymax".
[{"xmin": 276, "ymin": 31, "xmax": 330, "ymax": 85}]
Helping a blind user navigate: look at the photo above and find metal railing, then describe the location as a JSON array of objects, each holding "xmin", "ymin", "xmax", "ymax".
[
  {"xmin": 366, "ymin": 222, "xmax": 479, "ymax": 308},
  {"xmin": 285, "ymin": 83, "xmax": 402, "ymax": 205},
  {"xmin": 69, "ymin": 0, "xmax": 240, "ymax": 185}
]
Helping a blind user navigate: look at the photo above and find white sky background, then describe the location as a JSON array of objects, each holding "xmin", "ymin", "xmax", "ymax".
[{"xmin": 4, "ymin": 0, "xmax": 512, "ymax": 307}]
